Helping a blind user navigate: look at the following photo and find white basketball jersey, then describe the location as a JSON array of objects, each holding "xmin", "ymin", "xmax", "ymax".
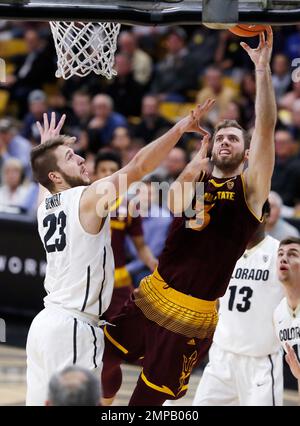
[
  {"xmin": 37, "ymin": 186, "xmax": 114, "ymax": 322},
  {"xmin": 214, "ymin": 235, "xmax": 284, "ymax": 356},
  {"xmin": 274, "ymin": 298, "xmax": 300, "ymax": 359}
]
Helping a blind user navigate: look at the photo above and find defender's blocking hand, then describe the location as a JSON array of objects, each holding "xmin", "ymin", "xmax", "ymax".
[
  {"xmin": 177, "ymin": 98, "xmax": 215, "ymax": 135},
  {"xmin": 36, "ymin": 112, "xmax": 69, "ymax": 144}
]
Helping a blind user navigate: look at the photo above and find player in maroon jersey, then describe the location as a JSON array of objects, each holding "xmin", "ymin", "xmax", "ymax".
[
  {"xmin": 94, "ymin": 150, "xmax": 157, "ymax": 321},
  {"xmin": 102, "ymin": 27, "xmax": 276, "ymax": 406}
]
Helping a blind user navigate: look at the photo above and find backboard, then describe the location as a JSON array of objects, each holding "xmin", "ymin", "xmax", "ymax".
[{"xmin": 0, "ymin": 1, "xmax": 300, "ymax": 24}]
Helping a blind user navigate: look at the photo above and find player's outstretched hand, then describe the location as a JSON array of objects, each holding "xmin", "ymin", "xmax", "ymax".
[
  {"xmin": 240, "ymin": 26, "xmax": 273, "ymax": 69},
  {"xmin": 192, "ymin": 133, "xmax": 211, "ymax": 174},
  {"xmin": 177, "ymin": 98, "xmax": 215, "ymax": 135},
  {"xmin": 285, "ymin": 343, "xmax": 300, "ymax": 380},
  {"xmin": 36, "ymin": 112, "xmax": 69, "ymax": 144}
]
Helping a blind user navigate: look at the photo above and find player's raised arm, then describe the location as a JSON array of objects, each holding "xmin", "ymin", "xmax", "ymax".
[
  {"xmin": 167, "ymin": 132, "xmax": 211, "ymax": 215},
  {"xmin": 241, "ymin": 27, "xmax": 277, "ymax": 217},
  {"xmin": 80, "ymin": 99, "xmax": 215, "ymax": 226},
  {"xmin": 167, "ymin": 99, "xmax": 215, "ymax": 215}
]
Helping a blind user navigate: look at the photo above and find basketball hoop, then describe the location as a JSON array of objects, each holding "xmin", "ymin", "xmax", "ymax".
[{"xmin": 49, "ymin": 21, "xmax": 121, "ymax": 80}]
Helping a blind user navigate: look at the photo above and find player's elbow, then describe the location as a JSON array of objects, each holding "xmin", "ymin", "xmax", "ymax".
[
  {"xmin": 130, "ymin": 153, "xmax": 150, "ymax": 179},
  {"xmin": 126, "ymin": 156, "xmax": 146, "ymax": 181}
]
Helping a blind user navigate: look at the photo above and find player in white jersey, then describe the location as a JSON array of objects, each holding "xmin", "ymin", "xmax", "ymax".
[
  {"xmin": 26, "ymin": 100, "xmax": 215, "ymax": 405},
  {"xmin": 193, "ymin": 201, "xmax": 284, "ymax": 406},
  {"xmin": 274, "ymin": 237, "xmax": 300, "ymax": 396}
]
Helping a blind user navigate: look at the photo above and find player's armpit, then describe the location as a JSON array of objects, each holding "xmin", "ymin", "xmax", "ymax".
[{"xmin": 243, "ymin": 159, "xmax": 272, "ymax": 220}]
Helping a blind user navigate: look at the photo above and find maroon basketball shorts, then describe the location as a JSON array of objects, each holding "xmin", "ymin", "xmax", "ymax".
[
  {"xmin": 104, "ymin": 279, "xmax": 216, "ymax": 400},
  {"xmin": 103, "ymin": 286, "xmax": 133, "ymax": 322}
]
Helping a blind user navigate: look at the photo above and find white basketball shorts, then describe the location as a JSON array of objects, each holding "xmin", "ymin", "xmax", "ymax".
[
  {"xmin": 193, "ymin": 342, "xmax": 283, "ymax": 406},
  {"xmin": 26, "ymin": 307, "xmax": 104, "ymax": 406}
]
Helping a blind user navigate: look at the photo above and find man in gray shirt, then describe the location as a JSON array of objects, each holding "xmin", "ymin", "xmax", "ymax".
[{"xmin": 266, "ymin": 191, "xmax": 299, "ymax": 240}]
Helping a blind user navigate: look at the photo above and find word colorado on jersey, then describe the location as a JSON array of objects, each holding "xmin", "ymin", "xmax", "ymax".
[{"xmin": 231, "ymin": 268, "xmax": 269, "ymax": 281}]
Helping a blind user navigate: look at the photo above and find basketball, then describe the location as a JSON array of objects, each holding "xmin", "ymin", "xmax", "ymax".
[{"xmin": 229, "ymin": 24, "xmax": 268, "ymax": 37}]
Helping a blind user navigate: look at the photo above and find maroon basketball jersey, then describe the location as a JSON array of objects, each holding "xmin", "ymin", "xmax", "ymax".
[{"xmin": 157, "ymin": 173, "xmax": 261, "ymax": 301}]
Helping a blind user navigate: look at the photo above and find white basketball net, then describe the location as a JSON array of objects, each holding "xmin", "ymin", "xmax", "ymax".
[{"xmin": 49, "ymin": 21, "xmax": 121, "ymax": 80}]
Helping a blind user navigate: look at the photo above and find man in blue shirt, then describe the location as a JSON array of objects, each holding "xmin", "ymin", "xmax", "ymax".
[
  {"xmin": 0, "ymin": 118, "xmax": 31, "ymax": 178},
  {"xmin": 87, "ymin": 94, "xmax": 127, "ymax": 153},
  {"xmin": 126, "ymin": 175, "xmax": 172, "ymax": 286}
]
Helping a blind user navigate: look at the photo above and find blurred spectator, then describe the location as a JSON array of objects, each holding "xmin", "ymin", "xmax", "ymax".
[
  {"xmin": 271, "ymin": 129, "xmax": 300, "ymax": 207},
  {"xmin": 0, "ymin": 20, "xmax": 25, "ymax": 40},
  {"xmin": 87, "ymin": 94, "xmax": 127, "ymax": 153},
  {"xmin": 106, "ymin": 53, "xmax": 145, "ymax": 117},
  {"xmin": 0, "ymin": 131, "xmax": 12, "ymax": 184},
  {"xmin": 20, "ymin": 181, "xmax": 39, "ymax": 216},
  {"xmin": 284, "ymin": 25, "xmax": 300, "ymax": 61},
  {"xmin": 271, "ymin": 53, "xmax": 292, "ymax": 101},
  {"xmin": 214, "ymin": 31, "xmax": 247, "ymax": 80},
  {"xmin": 266, "ymin": 191, "xmax": 299, "ymax": 240},
  {"xmin": 126, "ymin": 175, "xmax": 172, "ymax": 286},
  {"xmin": 132, "ymin": 95, "xmax": 172, "ymax": 144},
  {"xmin": 0, "ymin": 118, "xmax": 31, "ymax": 177},
  {"xmin": 240, "ymin": 72, "xmax": 256, "ymax": 129},
  {"xmin": 188, "ymin": 27, "xmax": 219, "ymax": 72},
  {"xmin": 4, "ymin": 28, "xmax": 56, "ymax": 117},
  {"xmin": 197, "ymin": 66, "xmax": 237, "ymax": 126},
  {"xmin": 47, "ymin": 91, "xmax": 72, "ymax": 120},
  {"xmin": 0, "ymin": 158, "xmax": 29, "ymax": 211},
  {"xmin": 132, "ymin": 25, "xmax": 167, "ymax": 58},
  {"xmin": 110, "ymin": 126, "xmax": 132, "ymax": 165},
  {"xmin": 46, "ymin": 366, "xmax": 101, "ymax": 406},
  {"xmin": 118, "ymin": 31, "xmax": 153, "ymax": 86},
  {"xmin": 288, "ymin": 99, "xmax": 300, "ymax": 142},
  {"xmin": 22, "ymin": 90, "xmax": 49, "ymax": 144},
  {"xmin": 62, "ymin": 91, "xmax": 93, "ymax": 155},
  {"xmin": 66, "ymin": 91, "xmax": 92, "ymax": 139},
  {"xmin": 150, "ymin": 27, "xmax": 199, "ymax": 102},
  {"xmin": 279, "ymin": 81, "xmax": 300, "ymax": 111},
  {"xmin": 220, "ymin": 100, "xmax": 246, "ymax": 129},
  {"xmin": 157, "ymin": 147, "xmax": 188, "ymax": 185}
]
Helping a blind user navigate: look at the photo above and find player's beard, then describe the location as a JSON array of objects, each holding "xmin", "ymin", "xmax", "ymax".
[
  {"xmin": 60, "ymin": 169, "xmax": 90, "ymax": 188},
  {"xmin": 211, "ymin": 150, "xmax": 245, "ymax": 174}
]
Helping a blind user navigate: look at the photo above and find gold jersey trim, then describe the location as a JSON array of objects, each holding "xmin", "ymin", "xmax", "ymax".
[
  {"xmin": 114, "ymin": 266, "xmax": 132, "ymax": 288},
  {"xmin": 110, "ymin": 195, "xmax": 124, "ymax": 213},
  {"xmin": 209, "ymin": 177, "xmax": 236, "ymax": 188},
  {"xmin": 110, "ymin": 219, "xmax": 126, "ymax": 231},
  {"xmin": 134, "ymin": 269, "xmax": 218, "ymax": 339},
  {"xmin": 104, "ymin": 326, "xmax": 129, "ymax": 355},
  {"xmin": 141, "ymin": 370, "xmax": 177, "ymax": 397}
]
